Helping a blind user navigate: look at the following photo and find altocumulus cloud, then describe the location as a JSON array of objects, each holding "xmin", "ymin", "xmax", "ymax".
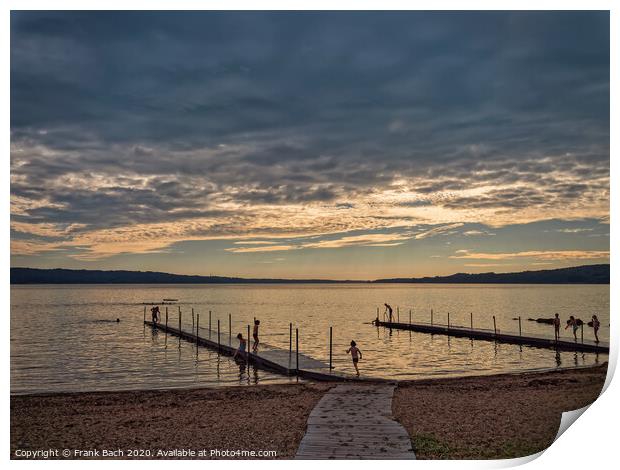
[{"xmin": 10, "ymin": 11, "xmax": 609, "ymax": 259}]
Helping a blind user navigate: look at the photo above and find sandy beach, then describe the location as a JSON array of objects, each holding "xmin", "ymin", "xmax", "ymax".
[
  {"xmin": 11, "ymin": 364, "xmax": 607, "ymax": 460},
  {"xmin": 393, "ymin": 364, "xmax": 608, "ymax": 459}
]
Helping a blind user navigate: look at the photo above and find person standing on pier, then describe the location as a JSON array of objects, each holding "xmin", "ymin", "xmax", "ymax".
[
  {"xmin": 252, "ymin": 319, "xmax": 260, "ymax": 352},
  {"xmin": 346, "ymin": 340, "xmax": 363, "ymax": 377},
  {"xmin": 384, "ymin": 303, "xmax": 394, "ymax": 322},
  {"xmin": 565, "ymin": 316, "xmax": 579, "ymax": 341},
  {"xmin": 151, "ymin": 305, "xmax": 160, "ymax": 324},
  {"xmin": 591, "ymin": 314, "xmax": 601, "ymax": 343},
  {"xmin": 553, "ymin": 313, "xmax": 561, "ymax": 340}
]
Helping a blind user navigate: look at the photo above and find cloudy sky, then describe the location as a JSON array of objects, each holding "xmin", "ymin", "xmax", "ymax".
[{"xmin": 10, "ymin": 11, "xmax": 609, "ymax": 279}]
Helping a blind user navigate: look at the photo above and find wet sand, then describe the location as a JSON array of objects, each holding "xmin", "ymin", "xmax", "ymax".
[
  {"xmin": 393, "ymin": 364, "xmax": 608, "ymax": 459},
  {"xmin": 11, "ymin": 365, "xmax": 607, "ymax": 460}
]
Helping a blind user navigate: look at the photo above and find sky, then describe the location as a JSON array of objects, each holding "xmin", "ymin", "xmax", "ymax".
[{"xmin": 10, "ymin": 11, "xmax": 609, "ymax": 279}]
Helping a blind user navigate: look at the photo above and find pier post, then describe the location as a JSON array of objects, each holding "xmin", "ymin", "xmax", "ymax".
[
  {"xmin": 493, "ymin": 316, "xmax": 497, "ymax": 336},
  {"xmin": 581, "ymin": 324, "xmax": 584, "ymax": 343},
  {"xmin": 397, "ymin": 306, "xmax": 400, "ymax": 322},
  {"xmin": 209, "ymin": 311, "xmax": 212, "ymax": 338},
  {"xmin": 296, "ymin": 328, "xmax": 299, "ymax": 375},
  {"xmin": 217, "ymin": 320, "xmax": 220, "ymax": 351},
  {"xmin": 431, "ymin": 308, "xmax": 433, "ymax": 325},
  {"xmin": 470, "ymin": 312, "xmax": 473, "ymax": 330},
  {"xmin": 447, "ymin": 312, "xmax": 450, "ymax": 330},
  {"xmin": 289, "ymin": 323, "xmax": 292, "ymax": 357},
  {"xmin": 229, "ymin": 314, "xmax": 232, "ymax": 345},
  {"xmin": 196, "ymin": 314, "xmax": 200, "ymax": 344},
  {"xmin": 143, "ymin": 306, "xmax": 146, "ymax": 322},
  {"xmin": 247, "ymin": 324, "xmax": 251, "ymax": 365},
  {"xmin": 329, "ymin": 326, "xmax": 333, "ymax": 370},
  {"xmin": 179, "ymin": 310, "xmax": 182, "ymax": 335},
  {"xmin": 409, "ymin": 309, "xmax": 412, "ymax": 325},
  {"xmin": 519, "ymin": 316, "xmax": 522, "ymax": 336},
  {"xmin": 165, "ymin": 307, "xmax": 169, "ymax": 332}
]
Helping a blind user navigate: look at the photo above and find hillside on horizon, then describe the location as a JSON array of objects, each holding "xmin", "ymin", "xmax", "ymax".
[{"xmin": 10, "ymin": 264, "xmax": 610, "ymax": 284}]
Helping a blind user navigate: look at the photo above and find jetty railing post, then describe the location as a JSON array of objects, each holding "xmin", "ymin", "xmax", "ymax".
[
  {"xmin": 229, "ymin": 314, "xmax": 232, "ymax": 345},
  {"xmin": 493, "ymin": 315, "xmax": 497, "ymax": 336},
  {"xmin": 519, "ymin": 316, "xmax": 522, "ymax": 337},
  {"xmin": 196, "ymin": 314, "xmax": 200, "ymax": 344},
  {"xmin": 247, "ymin": 324, "xmax": 250, "ymax": 366},
  {"xmin": 296, "ymin": 328, "xmax": 299, "ymax": 375},
  {"xmin": 192, "ymin": 308, "xmax": 195, "ymax": 333},
  {"xmin": 409, "ymin": 309, "xmax": 412, "ymax": 325},
  {"xmin": 217, "ymin": 320, "xmax": 221, "ymax": 351},
  {"xmin": 397, "ymin": 306, "xmax": 400, "ymax": 323},
  {"xmin": 376, "ymin": 307, "xmax": 379, "ymax": 320},
  {"xmin": 179, "ymin": 310, "xmax": 182, "ymax": 332},
  {"xmin": 143, "ymin": 306, "xmax": 146, "ymax": 323},
  {"xmin": 470, "ymin": 312, "xmax": 473, "ymax": 330},
  {"xmin": 447, "ymin": 312, "xmax": 450, "ymax": 330},
  {"xmin": 581, "ymin": 324, "xmax": 584, "ymax": 343},
  {"xmin": 209, "ymin": 310, "xmax": 212, "ymax": 338},
  {"xmin": 289, "ymin": 323, "xmax": 292, "ymax": 357},
  {"xmin": 431, "ymin": 308, "xmax": 433, "ymax": 325},
  {"xmin": 165, "ymin": 307, "xmax": 169, "ymax": 332},
  {"xmin": 329, "ymin": 326, "xmax": 333, "ymax": 370}
]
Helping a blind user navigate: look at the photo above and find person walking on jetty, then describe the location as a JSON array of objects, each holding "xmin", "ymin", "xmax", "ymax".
[
  {"xmin": 553, "ymin": 313, "xmax": 561, "ymax": 340},
  {"xmin": 233, "ymin": 333, "xmax": 247, "ymax": 360},
  {"xmin": 151, "ymin": 305, "xmax": 160, "ymax": 324},
  {"xmin": 252, "ymin": 319, "xmax": 260, "ymax": 352},
  {"xmin": 346, "ymin": 340, "xmax": 363, "ymax": 376},
  {"xmin": 591, "ymin": 314, "xmax": 601, "ymax": 343},
  {"xmin": 384, "ymin": 303, "xmax": 394, "ymax": 322},
  {"xmin": 565, "ymin": 316, "xmax": 579, "ymax": 341}
]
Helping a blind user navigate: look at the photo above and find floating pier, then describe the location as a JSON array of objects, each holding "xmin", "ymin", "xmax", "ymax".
[
  {"xmin": 145, "ymin": 320, "xmax": 361, "ymax": 381},
  {"xmin": 373, "ymin": 319, "xmax": 609, "ymax": 354}
]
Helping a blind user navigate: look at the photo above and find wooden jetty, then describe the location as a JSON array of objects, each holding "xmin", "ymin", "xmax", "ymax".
[
  {"xmin": 373, "ymin": 319, "xmax": 609, "ymax": 354},
  {"xmin": 296, "ymin": 384, "xmax": 415, "ymax": 460},
  {"xmin": 145, "ymin": 320, "xmax": 361, "ymax": 382}
]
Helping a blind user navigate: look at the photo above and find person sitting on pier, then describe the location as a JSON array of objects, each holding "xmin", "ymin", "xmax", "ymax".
[
  {"xmin": 252, "ymin": 319, "xmax": 260, "ymax": 352},
  {"xmin": 233, "ymin": 333, "xmax": 247, "ymax": 361},
  {"xmin": 346, "ymin": 340, "xmax": 362, "ymax": 377},
  {"xmin": 591, "ymin": 314, "xmax": 601, "ymax": 343},
  {"xmin": 553, "ymin": 313, "xmax": 561, "ymax": 340},
  {"xmin": 565, "ymin": 316, "xmax": 579, "ymax": 341},
  {"xmin": 151, "ymin": 305, "xmax": 160, "ymax": 324},
  {"xmin": 384, "ymin": 303, "xmax": 394, "ymax": 322}
]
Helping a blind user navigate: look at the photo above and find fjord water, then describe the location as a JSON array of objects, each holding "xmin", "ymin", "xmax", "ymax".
[{"xmin": 11, "ymin": 284, "xmax": 609, "ymax": 394}]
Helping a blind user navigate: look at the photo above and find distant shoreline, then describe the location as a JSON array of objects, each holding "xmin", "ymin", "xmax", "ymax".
[{"xmin": 10, "ymin": 264, "xmax": 610, "ymax": 284}]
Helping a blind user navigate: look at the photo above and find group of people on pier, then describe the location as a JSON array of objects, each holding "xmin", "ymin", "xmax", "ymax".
[{"xmin": 553, "ymin": 313, "xmax": 601, "ymax": 343}]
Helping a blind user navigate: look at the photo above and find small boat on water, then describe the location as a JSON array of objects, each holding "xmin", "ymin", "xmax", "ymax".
[{"xmin": 163, "ymin": 298, "xmax": 178, "ymax": 302}]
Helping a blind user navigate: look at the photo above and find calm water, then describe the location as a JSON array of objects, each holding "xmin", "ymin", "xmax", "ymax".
[{"xmin": 11, "ymin": 284, "xmax": 609, "ymax": 394}]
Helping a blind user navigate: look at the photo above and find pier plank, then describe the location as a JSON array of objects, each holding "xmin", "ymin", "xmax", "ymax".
[{"xmin": 295, "ymin": 384, "xmax": 415, "ymax": 460}]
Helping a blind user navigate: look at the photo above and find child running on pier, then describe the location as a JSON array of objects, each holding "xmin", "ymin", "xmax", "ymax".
[
  {"xmin": 233, "ymin": 333, "xmax": 247, "ymax": 361},
  {"xmin": 346, "ymin": 340, "xmax": 362, "ymax": 376},
  {"xmin": 252, "ymin": 319, "xmax": 260, "ymax": 352}
]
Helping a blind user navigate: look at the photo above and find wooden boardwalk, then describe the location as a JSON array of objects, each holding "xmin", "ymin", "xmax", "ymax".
[
  {"xmin": 145, "ymin": 321, "xmax": 359, "ymax": 381},
  {"xmin": 374, "ymin": 319, "xmax": 609, "ymax": 354},
  {"xmin": 296, "ymin": 384, "xmax": 415, "ymax": 460}
]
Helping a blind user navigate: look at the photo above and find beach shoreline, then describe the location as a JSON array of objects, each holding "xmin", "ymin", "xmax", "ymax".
[{"xmin": 11, "ymin": 363, "xmax": 608, "ymax": 460}]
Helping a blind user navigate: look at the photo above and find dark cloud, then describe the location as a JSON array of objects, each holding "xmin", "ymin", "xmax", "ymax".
[{"xmin": 10, "ymin": 11, "xmax": 609, "ymax": 234}]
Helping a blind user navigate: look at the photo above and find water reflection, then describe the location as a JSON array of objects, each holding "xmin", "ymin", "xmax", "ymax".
[{"xmin": 10, "ymin": 284, "xmax": 609, "ymax": 394}]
